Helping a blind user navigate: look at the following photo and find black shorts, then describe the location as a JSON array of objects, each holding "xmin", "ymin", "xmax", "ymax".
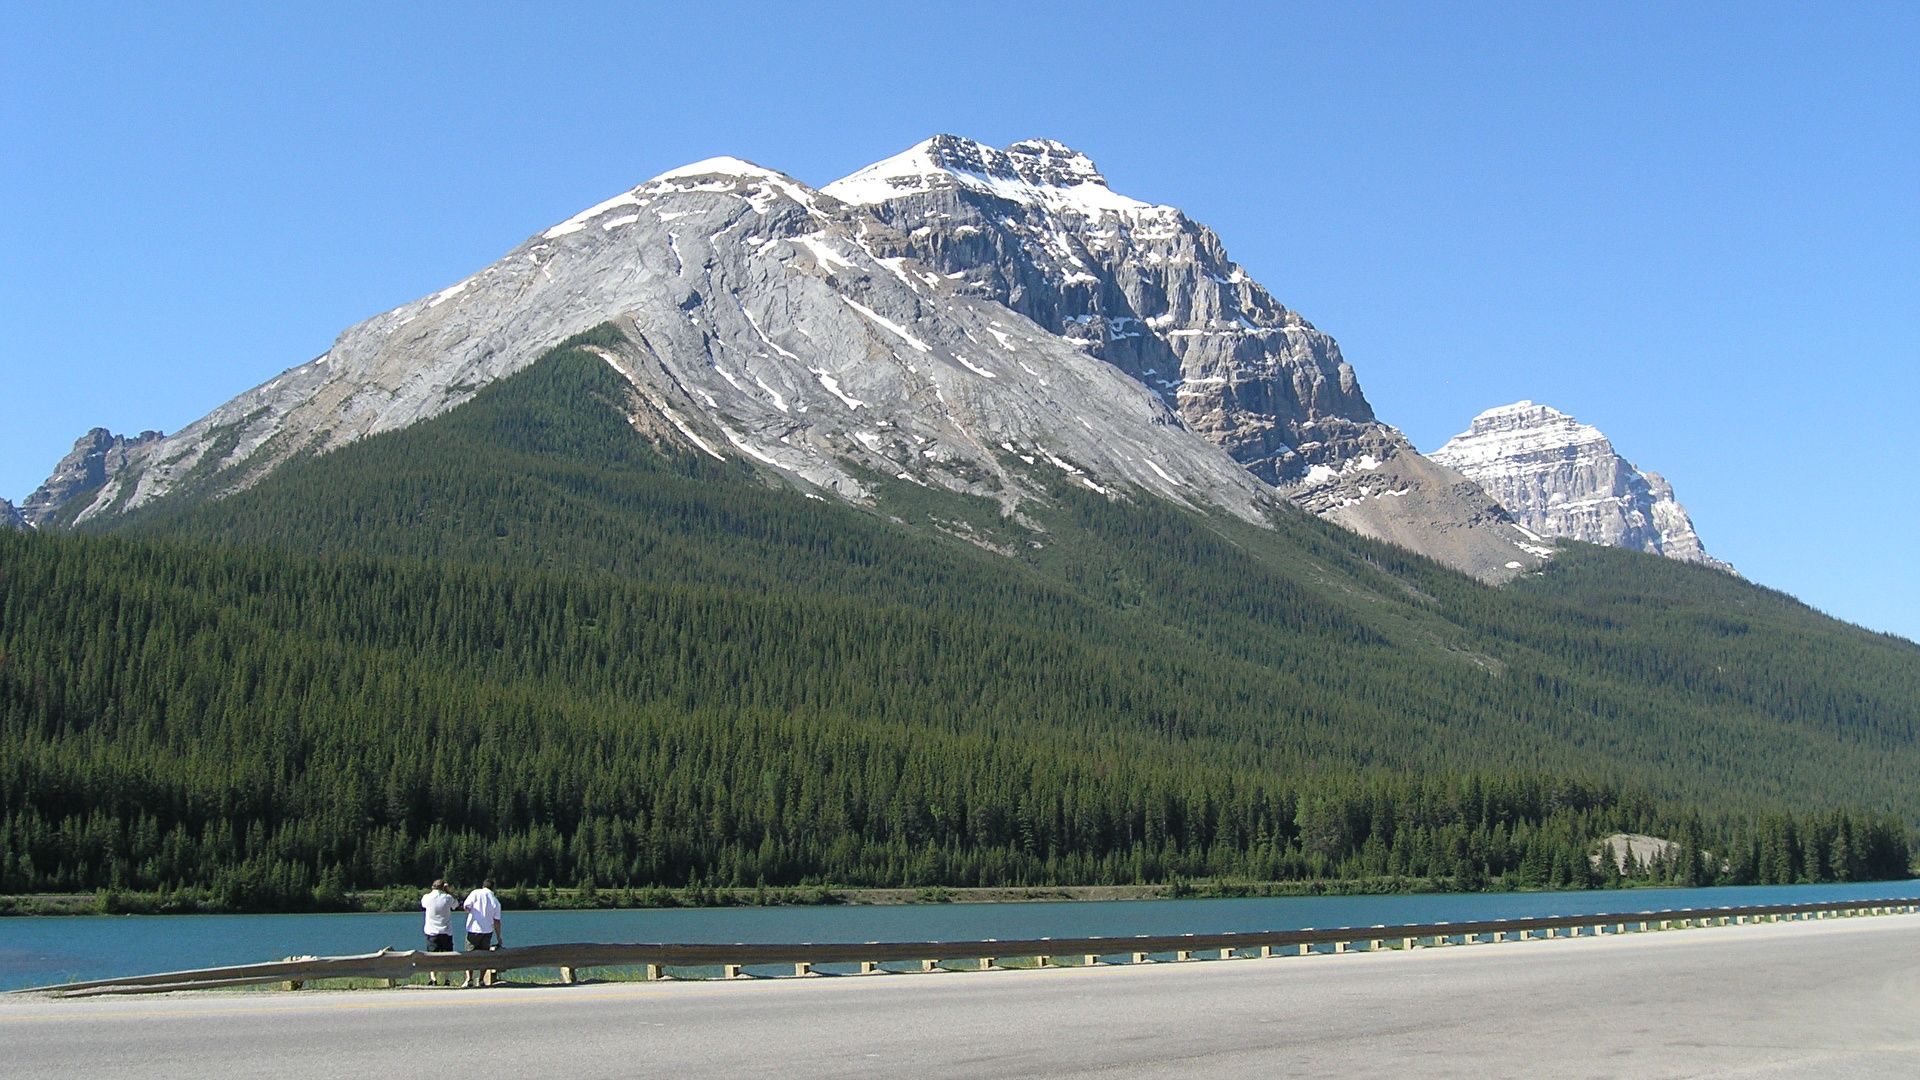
[
  {"xmin": 425, "ymin": 933, "xmax": 453, "ymax": 952},
  {"xmin": 467, "ymin": 932, "xmax": 496, "ymax": 951}
]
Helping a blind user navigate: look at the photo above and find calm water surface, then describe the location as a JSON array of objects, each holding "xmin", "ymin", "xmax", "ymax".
[{"xmin": 4, "ymin": 879, "xmax": 1915, "ymax": 991}]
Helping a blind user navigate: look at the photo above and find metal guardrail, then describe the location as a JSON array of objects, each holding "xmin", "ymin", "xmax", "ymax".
[{"xmin": 17, "ymin": 896, "xmax": 1918, "ymax": 997}]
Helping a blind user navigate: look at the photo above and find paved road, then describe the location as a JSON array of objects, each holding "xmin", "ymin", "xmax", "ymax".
[{"xmin": 7, "ymin": 915, "xmax": 1919, "ymax": 1078}]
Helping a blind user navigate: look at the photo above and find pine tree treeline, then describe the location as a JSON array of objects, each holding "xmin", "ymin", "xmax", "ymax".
[
  {"xmin": 3, "ymin": 332, "xmax": 1916, "ymax": 909},
  {"xmin": 1, "ymin": 526, "xmax": 1909, "ymax": 907}
]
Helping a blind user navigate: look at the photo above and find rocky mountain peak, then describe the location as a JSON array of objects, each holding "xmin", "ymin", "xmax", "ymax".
[
  {"xmin": 20, "ymin": 427, "xmax": 163, "ymax": 526},
  {"xmin": 542, "ymin": 157, "xmax": 820, "ymax": 240},
  {"xmin": 825, "ymin": 135, "xmax": 1545, "ymax": 581},
  {"xmin": 0, "ymin": 498, "xmax": 24, "ymax": 531},
  {"xmin": 825, "ymin": 135, "xmax": 1158, "ymax": 215},
  {"xmin": 996, "ymin": 138, "xmax": 1110, "ymax": 189},
  {"xmin": 1430, "ymin": 401, "xmax": 1731, "ymax": 571}
]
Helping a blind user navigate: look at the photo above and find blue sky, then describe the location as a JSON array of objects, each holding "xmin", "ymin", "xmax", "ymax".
[{"xmin": 4, "ymin": 3, "xmax": 1915, "ymax": 640}]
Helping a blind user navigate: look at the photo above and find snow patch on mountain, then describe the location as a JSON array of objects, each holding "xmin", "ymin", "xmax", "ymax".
[{"xmin": 825, "ymin": 135, "xmax": 1160, "ymax": 216}]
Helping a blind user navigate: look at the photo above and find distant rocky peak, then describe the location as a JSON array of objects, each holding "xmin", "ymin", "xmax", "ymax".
[
  {"xmin": 825, "ymin": 135, "xmax": 1159, "ymax": 214},
  {"xmin": 20, "ymin": 426, "xmax": 164, "ymax": 527},
  {"xmin": 1431, "ymin": 400, "xmax": 1732, "ymax": 572},
  {"xmin": 0, "ymin": 498, "xmax": 24, "ymax": 531},
  {"xmin": 1437, "ymin": 401, "xmax": 1596, "ymax": 467}
]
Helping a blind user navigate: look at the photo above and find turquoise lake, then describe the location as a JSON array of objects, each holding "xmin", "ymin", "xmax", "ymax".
[{"xmin": 5, "ymin": 879, "xmax": 1916, "ymax": 991}]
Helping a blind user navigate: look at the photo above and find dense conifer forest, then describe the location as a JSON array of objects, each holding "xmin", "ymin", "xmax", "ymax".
[{"xmin": 3, "ymin": 330, "xmax": 1914, "ymax": 908}]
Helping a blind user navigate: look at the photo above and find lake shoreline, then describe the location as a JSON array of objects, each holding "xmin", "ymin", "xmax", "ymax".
[
  {"xmin": 7, "ymin": 879, "xmax": 1919, "ymax": 993},
  {"xmin": 1, "ymin": 872, "xmax": 1870, "ymax": 918}
]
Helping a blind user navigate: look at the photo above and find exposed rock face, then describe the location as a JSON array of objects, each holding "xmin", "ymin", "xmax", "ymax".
[
  {"xmin": 19, "ymin": 427, "xmax": 163, "ymax": 526},
  {"xmin": 824, "ymin": 136, "xmax": 1542, "ymax": 581},
  {"xmin": 32, "ymin": 136, "xmax": 1544, "ymax": 581},
  {"xmin": 0, "ymin": 498, "xmax": 24, "ymax": 530},
  {"xmin": 1430, "ymin": 401, "xmax": 1731, "ymax": 571}
]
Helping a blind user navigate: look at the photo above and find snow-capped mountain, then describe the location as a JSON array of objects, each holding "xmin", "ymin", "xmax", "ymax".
[
  {"xmin": 1430, "ymin": 401, "xmax": 1730, "ymax": 571},
  {"xmin": 825, "ymin": 137, "xmax": 1540, "ymax": 580},
  {"xmin": 25, "ymin": 136, "xmax": 1549, "ymax": 580}
]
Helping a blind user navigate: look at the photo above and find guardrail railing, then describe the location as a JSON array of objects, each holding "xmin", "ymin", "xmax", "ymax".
[{"xmin": 18, "ymin": 896, "xmax": 1917, "ymax": 997}]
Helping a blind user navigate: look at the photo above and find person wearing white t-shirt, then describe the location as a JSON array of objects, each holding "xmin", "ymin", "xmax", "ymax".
[
  {"xmin": 419, "ymin": 880, "xmax": 463, "ymax": 987},
  {"xmin": 460, "ymin": 879, "xmax": 504, "ymax": 988}
]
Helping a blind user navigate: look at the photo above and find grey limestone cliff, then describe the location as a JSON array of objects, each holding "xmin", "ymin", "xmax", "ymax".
[
  {"xmin": 823, "ymin": 136, "xmax": 1544, "ymax": 580},
  {"xmin": 1430, "ymin": 401, "xmax": 1731, "ymax": 571}
]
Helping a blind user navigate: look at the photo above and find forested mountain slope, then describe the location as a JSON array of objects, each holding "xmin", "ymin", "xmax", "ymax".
[{"xmin": 3, "ymin": 332, "xmax": 1914, "ymax": 903}]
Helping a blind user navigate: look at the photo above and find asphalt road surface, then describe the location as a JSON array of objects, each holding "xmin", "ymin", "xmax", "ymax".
[{"xmin": 7, "ymin": 915, "xmax": 1919, "ymax": 1078}]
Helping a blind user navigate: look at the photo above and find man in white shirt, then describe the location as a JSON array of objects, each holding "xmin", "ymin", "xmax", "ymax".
[
  {"xmin": 460, "ymin": 878, "xmax": 504, "ymax": 988},
  {"xmin": 420, "ymin": 880, "xmax": 462, "ymax": 987}
]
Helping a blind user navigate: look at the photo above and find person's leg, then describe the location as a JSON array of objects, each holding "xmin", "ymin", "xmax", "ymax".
[
  {"xmin": 426, "ymin": 934, "xmax": 451, "ymax": 985},
  {"xmin": 462, "ymin": 932, "xmax": 489, "ymax": 987}
]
